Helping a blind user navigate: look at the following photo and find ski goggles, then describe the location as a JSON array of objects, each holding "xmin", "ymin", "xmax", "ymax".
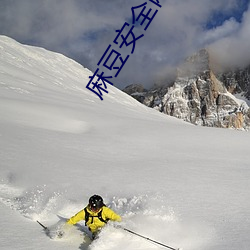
[{"xmin": 89, "ymin": 205, "xmax": 101, "ymax": 212}]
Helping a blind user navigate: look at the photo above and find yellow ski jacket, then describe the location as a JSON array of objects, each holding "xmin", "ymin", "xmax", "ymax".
[{"xmin": 67, "ymin": 206, "xmax": 121, "ymax": 233}]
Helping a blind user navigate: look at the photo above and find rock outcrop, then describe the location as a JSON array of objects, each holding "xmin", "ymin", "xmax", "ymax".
[{"xmin": 124, "ymin": 49, "xmax": 250, "ymax": 130}]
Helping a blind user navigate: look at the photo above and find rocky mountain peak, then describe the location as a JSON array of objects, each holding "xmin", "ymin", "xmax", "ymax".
[
  {"xmin": 177, "ymin": 49, "xmax": 210, "ymax": 78},
  {"xmin": 123, "ymin": 49, "xmax": 250, "ymax": 130}
]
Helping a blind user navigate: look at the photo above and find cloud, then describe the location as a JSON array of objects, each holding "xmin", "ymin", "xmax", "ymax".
[
  {"xmin": 200, "ymin": 18, "xmax": 240, "ymax": 45},
  {"xmin": 209, "ymin": 4, "xmax": 250, "ymax": 68},
  {"xmin": 0, "ymin": 0, "xmax": 249, "ymax": 89}
]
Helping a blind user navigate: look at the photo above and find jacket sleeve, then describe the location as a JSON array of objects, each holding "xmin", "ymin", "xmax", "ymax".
[
  {"xmin": 104, "ymin": 207, "xmax": 122, "ymax": 222},
  {"xmin": 67, "ymin": 209, "xmax": 85, "ymax": 225}
]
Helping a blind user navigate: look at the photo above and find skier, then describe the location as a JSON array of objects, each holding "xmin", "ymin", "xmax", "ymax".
[{"xmin": 66, "ymin": 194, "xmax": 122, "ymax": 239}]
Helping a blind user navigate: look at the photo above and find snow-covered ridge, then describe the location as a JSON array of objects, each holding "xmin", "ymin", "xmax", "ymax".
[
  {"xmin": 0, "ymin": 35, "xmax": 147, "ymax": 105},
  {"xmin": 0, "ymin": 35, "xmax": 154, "ymax": 133}
]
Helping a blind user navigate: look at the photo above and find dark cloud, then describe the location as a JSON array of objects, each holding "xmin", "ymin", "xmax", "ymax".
[{"xmin": 0, "ymin": 0, "xmax": 249, "ymax": 89}]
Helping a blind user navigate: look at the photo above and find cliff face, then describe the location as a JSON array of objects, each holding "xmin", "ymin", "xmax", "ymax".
[
  {"xmin": 218, "ymin": 66, "xmax": 250, "ymax": 99},
  {"xmin": 124, "ymin": 49, "xmax": 250, "ymax": 130}
]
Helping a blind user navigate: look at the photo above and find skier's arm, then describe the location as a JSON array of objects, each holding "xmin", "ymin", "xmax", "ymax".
[
  {"xmin": 67, "ymin": 209, "xmax": 85, "ymax": 225},
  {"xmin": 104, "ymin": 207, "xmax": 122, "ymax": 222}
]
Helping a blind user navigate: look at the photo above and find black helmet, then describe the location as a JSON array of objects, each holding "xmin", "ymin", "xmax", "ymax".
[{"xmin": 89, "ymin": 195, "xmax": 104, "ymax": 210}]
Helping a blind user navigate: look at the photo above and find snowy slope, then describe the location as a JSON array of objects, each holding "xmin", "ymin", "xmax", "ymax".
[{"xmin": 0, "ymin": 36, "xmax": 250, "ymax": 250}]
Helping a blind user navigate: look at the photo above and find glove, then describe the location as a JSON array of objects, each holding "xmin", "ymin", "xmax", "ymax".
[
  {"xmin": 113, "ymin": 223, "xmax": 123, "ymax": 229},
  {"xmin": 55, "ymin": 222, "xmax": 71, "ymax": 238},
  {"xmin": 56, "ymin": 230, "xmax": 64, "ymax": 238}
]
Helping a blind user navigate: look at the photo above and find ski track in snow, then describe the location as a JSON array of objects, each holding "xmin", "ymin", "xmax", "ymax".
[{"xmin": 0, "ymin": 99, "xmax": 91, "ymax": 134}]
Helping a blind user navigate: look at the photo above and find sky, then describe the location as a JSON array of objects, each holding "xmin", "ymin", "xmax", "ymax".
[{"xmin": 0, "ymin": 0, "xmax": 249, "ymax": 89}]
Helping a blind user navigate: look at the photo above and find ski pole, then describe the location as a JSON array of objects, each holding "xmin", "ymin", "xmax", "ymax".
[
  {"xmin": 122, "ymin": 227, "xmax": 180, "ymax": 250},
  {"xmin": 37, "ymin": 220, "xmax": 48, "ymax": 231}
]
